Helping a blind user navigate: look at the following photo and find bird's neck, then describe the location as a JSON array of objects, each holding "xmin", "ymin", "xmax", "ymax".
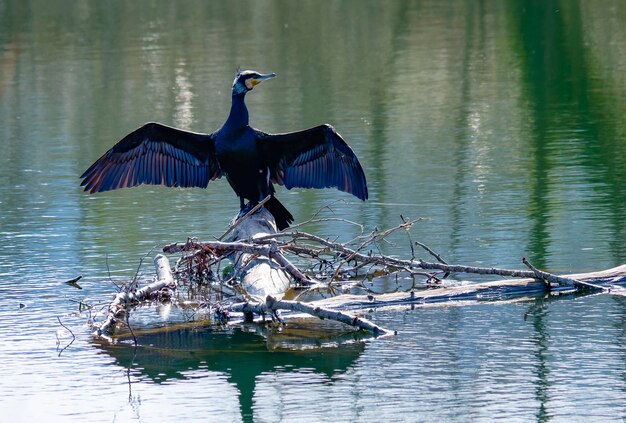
[{"xmin": 225, "ymin": 93, "xmax": 249, "ymax": 131}]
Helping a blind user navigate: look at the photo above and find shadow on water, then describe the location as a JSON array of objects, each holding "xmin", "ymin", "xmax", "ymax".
[{"xmin": 94, "ymin": 321, "xmax": 366, "ymax": 422}]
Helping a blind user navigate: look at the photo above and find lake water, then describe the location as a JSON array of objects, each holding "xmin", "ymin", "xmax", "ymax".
[{"xmin": 1, "ymin": 1, "xmax": 626, "ymax": 421}]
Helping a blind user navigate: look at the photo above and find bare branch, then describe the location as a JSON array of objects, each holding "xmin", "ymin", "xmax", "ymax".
[
  {"xmin": 522, "ymin": 257, "xmax": 605, "ymax": 292},
  {"xmin": 63, "ymin": 275, "xmax": 83, "ymax": 290},
  {"xmin": 91, "ymin": 209, "xmax": 626, "ymax": 344},
  {"xmin": 414, "ymin": 241, "xmax": 448, "ymax": 265},
  {"xmin": 230, "ymin": 295, "xmax": 394, "ymax": 336},
  {"xmin": 94, "ymin": 254, "xmax": 176, "ymax": 337},
  {"xmin": 218, "ymin": 195, "xmax": 272, "ymax": 241}
]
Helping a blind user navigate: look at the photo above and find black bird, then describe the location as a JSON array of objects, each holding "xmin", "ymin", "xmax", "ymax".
[{"xmin": 80, "ymin": 70, "xmax": 368, "ymax": 230}]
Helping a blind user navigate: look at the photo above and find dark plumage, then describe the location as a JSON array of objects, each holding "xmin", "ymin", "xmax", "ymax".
[{"xmin": 80, "ymin": 70, "xmax": 368, "ymax": 230}]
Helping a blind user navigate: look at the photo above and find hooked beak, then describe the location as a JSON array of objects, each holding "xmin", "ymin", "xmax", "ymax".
[{"xmin": 250, "ymin": 72, "xmax": 276, "ymax": 86}]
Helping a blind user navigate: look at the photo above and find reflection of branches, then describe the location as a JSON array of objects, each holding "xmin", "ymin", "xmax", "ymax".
[
  {"xmin": 56, "ymin": 317, "xmax": 76, "ymax": 357},
  {"xmin": 125, "ymin": 346, "xmax": 140, "ymax": 419}
]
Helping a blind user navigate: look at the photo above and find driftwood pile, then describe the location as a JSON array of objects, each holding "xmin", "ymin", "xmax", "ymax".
[{"xmin": 92, "ymin": 205, "xmax": 626, "ymax": 340}]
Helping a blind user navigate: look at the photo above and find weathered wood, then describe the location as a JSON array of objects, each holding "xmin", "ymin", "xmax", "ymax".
[
  {"xmin": 312, "ymin": 264, "xmax": 626, "ymax": 310},
  {"xmin": 522, "ymin": 257, "xmax": 606, "ymax": 291},
  {"xmin": 213, "ymin": 209, "xmax": 392, "ymax": 334},
  {"xmin": 178, "ymin": 231, "xmax": 608, "ymax": 292},
  {"xmin": 225, "ymin": 208, "xmax": 291, "ymax": 300},
  {"xmin": 94, "ymin": 208, "xmax": 626, "ymax": 340},
  {"xmin": 230, "ymin": 295, "xmax": 394, "ymax": 336},
  {"xmin": 94, "ymin": 254, "xmax": 175, "ymax": 337}
]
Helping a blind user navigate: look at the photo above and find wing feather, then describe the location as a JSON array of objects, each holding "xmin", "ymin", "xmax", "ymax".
[
  {"xmin": 80, "ymin": 122, "xmax": 221, "ymax": 194},
  {"xmin": 258, "ymin": 125, "xmax": 368, "ymax": 200}
]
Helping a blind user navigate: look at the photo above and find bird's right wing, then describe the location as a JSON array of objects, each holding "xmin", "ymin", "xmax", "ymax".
[
  {"xmin": 258, "ymin": 124, "xmax": 368, "ymax": 201},
  {"xmin": 80, "ymin": 122, "xmax": 221, "ymax": 193}
]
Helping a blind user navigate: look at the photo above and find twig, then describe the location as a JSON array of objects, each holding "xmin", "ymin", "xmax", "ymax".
[
  {"xmin": 218, "ymin": 195, "xmax": 272, "ymax": 241},
  {"xmin": 399, "ymin": 215, "xmax": 416, "ymax": 260},
  {"xmin": 95, "ymin": 254, "xmax": 176, "ymax": 337},
  {"xmin": 165, "ymin": 239, "xmax": 317, "ymax": 285},
  {"xmin": 414, "ymin": 241, "xmax": 448, "ymax": 265},
  {"xmin": 105, "ymin": 254, "xmax": 122, "ymax": 292},
  {"xmin": 169, "ymin": 234, "xmax": 529, "ymax": 281},
  {"xmin": 270, "ymin": 231, "xmax": 535, "ymax": 279},
  {"xmin": 166, "ymin": 231, "xmax": 618, "ymax": 291},
  {"xmin": 289, "ymin": 217, "xmax": 365, "ymax": 233},
  {"xmin": 230, "ymin": 295, "xmax": 394, "ymax": 336},
  {"xmin": 125, "ymin": 312, "xmax": 138, "ymax": 348},
  {"xmin": 268, "ymin": 242, "xmax": 318, "ymax": 284},
  {"xmin": 522, "ymin": 257, "xmax": 606, "ymax": 292},
  {"xmin": 64, "ymin": 275, "xmax": 83, "ymax": 290},
  {"xmin": 129, "ymin": 246, "xmax": 157, "ymax": 290}
]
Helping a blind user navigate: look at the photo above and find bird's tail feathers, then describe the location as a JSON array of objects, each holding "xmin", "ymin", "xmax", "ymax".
[{"xmin": 265, "ymin": 196, "xmax": 294, "ymax": 231}]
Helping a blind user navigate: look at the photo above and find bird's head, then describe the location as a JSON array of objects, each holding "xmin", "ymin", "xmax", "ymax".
[{"xmin": 232, "ymin": 69, "xmax": 276, "ymax": 95}]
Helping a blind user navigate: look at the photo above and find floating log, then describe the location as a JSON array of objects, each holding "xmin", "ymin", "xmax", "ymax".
[
  {"xmin": 231, "ymin": 295, "xmax": 394, "ymax": 336},
  {"xmin": 93, "ymin": 206, "xmax": 626, "ymax": 339},
  {"xmin": 94, "ymin": 254, "xmax": 175, "ymax": 337},
  {"xmin": 94, "ymin": 208, "xmax": 392, "ymax": 338},
  {"xmin": 222, "ymin": 209, "xmax": 391, "ymax": 334},
  {"xmin": 225, "ymin": 208, "xmax": 290, "ymax": 300},
  {"xmin": 312, "ymin": 264, "xmax": 626, "ymax": 310}
]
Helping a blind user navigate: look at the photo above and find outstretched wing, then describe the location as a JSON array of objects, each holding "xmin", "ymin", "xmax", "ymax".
[
  {"xmin": 258, "ymin": 124, "xmax": 368, "ymax": 201},
  {"xmin": 80, "ymin": 122, "xmax": 221, "ymax": 193}
]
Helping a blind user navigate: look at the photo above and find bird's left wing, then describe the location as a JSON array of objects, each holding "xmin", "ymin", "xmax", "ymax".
[
  {"xmin": 257, "ymin": 124, "xmax": 368, "ymax": 201},
  {"xmin": 80, "ymin": 122, "xmax": 221, "ymax": 193}
]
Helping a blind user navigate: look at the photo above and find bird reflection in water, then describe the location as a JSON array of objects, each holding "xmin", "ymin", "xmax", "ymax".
[{"xmin": 95, "ymin": 320, "xmax": 367, "ymax": 420}]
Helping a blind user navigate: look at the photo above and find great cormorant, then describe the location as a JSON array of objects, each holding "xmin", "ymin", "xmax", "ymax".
[{"xmin": 80, "ymin": 70, "xmax": 368, "ymax": 230}]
